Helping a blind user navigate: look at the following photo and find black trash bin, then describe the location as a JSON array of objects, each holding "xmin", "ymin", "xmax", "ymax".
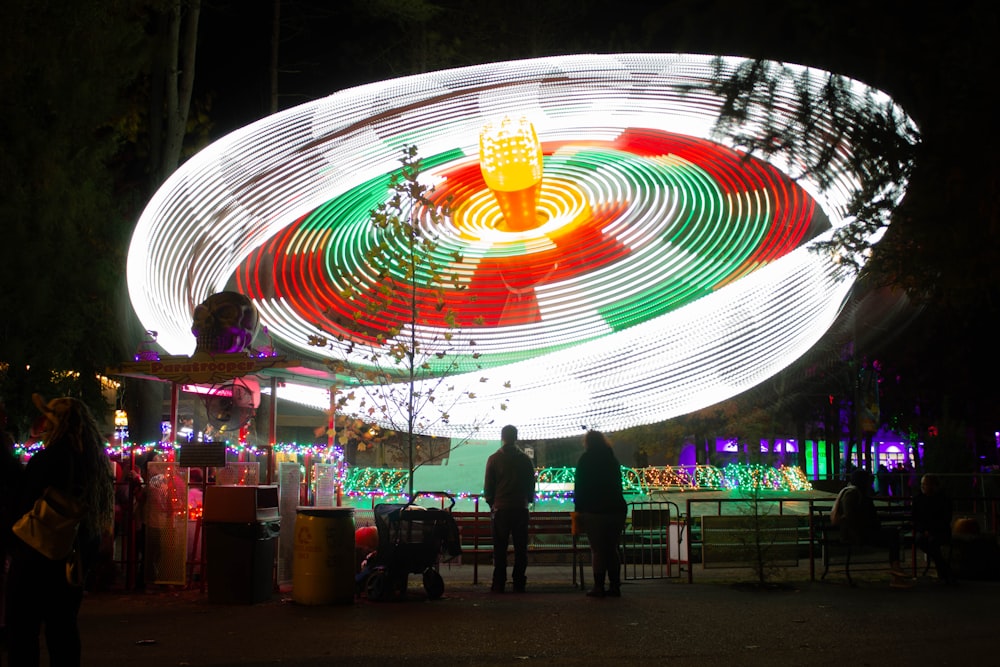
[
  {"xmin": 203, "ymin": 485, "xmax": 280, "ymax": 604},
  {"xmin": 204, "ymin": 520, "xmax": 280, "ymax": 604}
]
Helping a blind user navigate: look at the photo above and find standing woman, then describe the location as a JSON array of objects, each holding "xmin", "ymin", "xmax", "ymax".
[
  {"xmin": 5, "ymin": 396, "xmax": 114, "ymax": 667},
  {"xmin": 573, "ymin": 430, "xmax": 627, "ymax": 598}
]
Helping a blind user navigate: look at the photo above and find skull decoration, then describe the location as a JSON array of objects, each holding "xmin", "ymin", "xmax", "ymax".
[{"xmin": 191, "ymin": 291, "xmax": 260, "ymax": 355}]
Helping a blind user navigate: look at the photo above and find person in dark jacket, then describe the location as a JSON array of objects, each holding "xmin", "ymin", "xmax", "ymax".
[
  {"xmin": 483, "ymin": 425, "xmax": 535, "ymax": 593},
  {"xmin": 5, "ymin": 395, "xmax": 114, "ymax": 667},
  {"xmin": 912, "ymin": 473, "xmax": 954, "ymax": 583},
  {"xmin": 574, "ymin": 430, "xmax": 627, "ymax": 598}
]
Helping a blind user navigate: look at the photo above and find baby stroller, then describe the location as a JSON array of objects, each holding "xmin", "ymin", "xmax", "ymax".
[{"xmin": 358, "ymin": 491, "xmax": 462, "ymax": 601}]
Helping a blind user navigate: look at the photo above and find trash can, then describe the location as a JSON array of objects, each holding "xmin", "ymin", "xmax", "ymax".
[
  {"xmin": 204, "ymin": 520, "xmax": 280, "ymax": 604},
  {"xmin": 203, "ymin": 485, "xmax": 280, "ymax": 604},
  {"xmin": 293, "ymin": 506, "xmax": 355, "ymax": 604}
]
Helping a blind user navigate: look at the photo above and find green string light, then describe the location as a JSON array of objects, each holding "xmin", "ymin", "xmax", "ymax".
[{"xmin": 12, "ymin": 440, "xmax": 812, "ymax": 496}]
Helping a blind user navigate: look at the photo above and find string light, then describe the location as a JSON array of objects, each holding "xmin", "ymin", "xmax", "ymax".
[{"xmin": 12, "ymin": 438, "xmax": 811, "ymax": 495}]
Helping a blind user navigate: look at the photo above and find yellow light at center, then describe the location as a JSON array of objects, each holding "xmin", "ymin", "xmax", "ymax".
[{"xmin": 479, "ymin": 115, "xmax": 543, "ymax": 231}]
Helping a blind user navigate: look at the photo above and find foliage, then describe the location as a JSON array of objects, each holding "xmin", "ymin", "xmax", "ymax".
[
  {"xmin": 734, "ymin": 489, "xmax": 793, "ymax": 587},
  {"xmin": 0, "ymin": 0, "xmax": 218, "ymax": 442},
  {"xmin": 650, "ymin": 406, "xmax": 728, "ymax": 464},
  {"xmin": 700, "ymin": 57, "xmax": 940, "ymax": 468},
  {"xmin": 0, "ymin": 1, "xmax": 153, "ymax": 433},
  {"xmin": 707, "ymin": 58, "xmax": 920, "ymax": 277}
]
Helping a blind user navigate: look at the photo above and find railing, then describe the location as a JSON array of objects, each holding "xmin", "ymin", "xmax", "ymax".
[
  {"xmin": 622, "ymin": 500, "xmax": 683, "ymax": 581},
  {"xmin": 104, "ymin": 473, "xmax": 1000, "ymax": 591},
  {"xmin": 684, "ymin": 495, "xmax": 818, "ymax": 583}
]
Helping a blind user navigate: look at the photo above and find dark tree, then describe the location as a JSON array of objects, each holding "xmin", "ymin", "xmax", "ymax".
[{"xmin": 0, "ymin": 1, "xmax": 151, "ymax": 432}]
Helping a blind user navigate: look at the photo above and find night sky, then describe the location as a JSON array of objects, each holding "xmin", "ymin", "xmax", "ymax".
[{"xmin": 193, "ymin": 1, "xmax": 972, "ymax": 140}]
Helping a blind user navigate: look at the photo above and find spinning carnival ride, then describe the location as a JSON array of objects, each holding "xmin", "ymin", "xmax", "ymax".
[{"xmin": 127, "ymin": 54, "xmax": 917, "ymax": 440}]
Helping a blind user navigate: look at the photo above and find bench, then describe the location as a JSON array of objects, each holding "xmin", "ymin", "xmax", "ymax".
[
  {"xmin": 809, "ymin": 501, "xmax": 914, "ymax": 583},
  {"xmin": 700, "ymin": 514, "xmax": 803, "ymax": 569},
  {"xmin": 451, "ymin": 510, "xmax": 588, "ymax": 588}
]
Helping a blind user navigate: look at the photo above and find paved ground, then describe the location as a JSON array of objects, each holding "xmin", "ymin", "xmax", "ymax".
[{"xmin": 64, "ymin": 562, "xmax": 997, "ymax": 667}]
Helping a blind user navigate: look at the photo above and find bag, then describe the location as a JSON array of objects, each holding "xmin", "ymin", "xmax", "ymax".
[
  {"xmin": 830, "ymin": 487, "xmax": 847, "ymax": 525},
  {"xmin": 66, "ymin": 548, "xmax": 84, "ymax": 587},
  {"xmin": 12, "ymin": 486, "xmax": 84, "ymax": 560}
]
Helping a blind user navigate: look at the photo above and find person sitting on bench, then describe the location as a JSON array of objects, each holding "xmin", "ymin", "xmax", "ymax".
[{"xmin": 831, "ymin": 468, "xmax": 911, "ymax": 588}]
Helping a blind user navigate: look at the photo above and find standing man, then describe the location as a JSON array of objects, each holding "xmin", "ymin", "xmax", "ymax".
[{"xmin": 483, "ymin": 424, "xmax": 536, "ymax": 593}]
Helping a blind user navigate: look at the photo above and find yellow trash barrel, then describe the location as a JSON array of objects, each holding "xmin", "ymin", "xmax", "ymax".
[{"xmin": 292, "ymin": 507, "xmax": 355, "ymax": 604}]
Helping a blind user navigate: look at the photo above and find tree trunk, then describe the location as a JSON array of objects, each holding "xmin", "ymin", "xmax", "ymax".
[
  {"xmin": 269, "ymin": 0, "xmax": 280, "ymax": 115},
  {"xmin": 152, "ymin": 0, "xmax": 201, "ymax": 186}
]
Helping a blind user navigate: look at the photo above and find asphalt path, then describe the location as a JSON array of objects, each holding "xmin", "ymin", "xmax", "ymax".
[{"xmin": 71, "ymin": 566, "xmax": 996, "ymax": 667}]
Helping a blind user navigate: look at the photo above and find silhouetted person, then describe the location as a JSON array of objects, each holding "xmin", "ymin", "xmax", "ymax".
[
  {"xmin": 574, "ymin": 430, "xmax": 627, "ymax": 598},
  {"xmin": 877, "ymin": 464, "xmax": 892, "ymax": 496},
  {"xmin": 913, "ymin": 473, "xmax": 954, "ymax": 583},
  {"xmin": 483, "ymin": 425, "xmax": 535, "ymax": 593},
  {"xmin": 6, "ymin": 395, "xmax": 114, "ymax": 666},
  {"xmin": 831, "ymin": 468, "xmax": 910, "ymax": 587}
]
